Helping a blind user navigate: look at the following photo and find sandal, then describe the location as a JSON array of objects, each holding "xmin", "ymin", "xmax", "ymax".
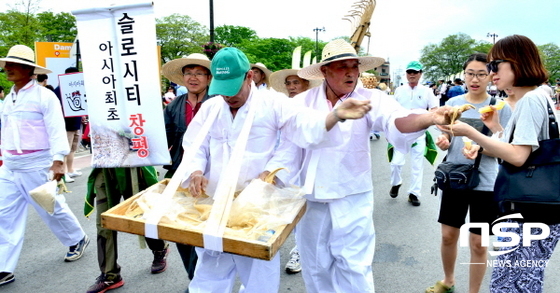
[{"xmin": 425, "ymin": 281, "xmax": 455, "ymax": 293}]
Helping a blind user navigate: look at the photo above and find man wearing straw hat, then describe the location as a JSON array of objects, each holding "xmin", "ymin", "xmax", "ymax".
[
  {"xmin": 269, "ymin": 49, "xmax": 322, "ymax": 275},
  {"xmin": 182, "ymin": 46, "xmax": 373, "ymax": 293},
  {"xmin": 161, "ymin": 52, "xmax": 214, "ymax": 284},
  {"xmin": 270, "ymin": 69, "xmax": 321, "ymax": 99},
  {"xmin": 0, "ymin": 45, "xmax": 90, "ymax": 287},
  {"xmin": 250, "ymin": 62, "xmax": 272, "ymax": 90},
  {"xmin": 294, "ymin": 39, "xmax": 457, "ymax": 293}
]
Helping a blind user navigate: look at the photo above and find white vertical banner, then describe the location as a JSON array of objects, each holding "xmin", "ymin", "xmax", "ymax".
[
  {"xmin": 73, "ymin": 2, "xmax": 171, "ymax": 168},
  {"xmin": 58, "ymin": 72, "xmax": 88, "ymax": 117}
]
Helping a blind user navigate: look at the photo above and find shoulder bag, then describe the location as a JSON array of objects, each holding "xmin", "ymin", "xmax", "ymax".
[{"xmin": 494, "ymin": 99, "xmax": 560, "ymax": 211}]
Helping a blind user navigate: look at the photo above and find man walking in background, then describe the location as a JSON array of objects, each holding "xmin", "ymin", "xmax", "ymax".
[
  {"xmin": 389, "ymin": 61, "xmax": 438, "ymax": 206},
  {"xmin": 0, "ymin": 45, "xmax": 89, "ymax": 287}
]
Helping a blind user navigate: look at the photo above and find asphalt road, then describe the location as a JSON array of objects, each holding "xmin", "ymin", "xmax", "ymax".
[{"xmin": 3, "ymin": 128, "xmax": 560, "ymax": 293}]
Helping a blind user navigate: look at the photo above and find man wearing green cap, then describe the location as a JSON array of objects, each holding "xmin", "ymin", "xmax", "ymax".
[
  {"xmin": 389, "ymin": 61, "xmax": 438, "ymax": 206},
  {"xmin": 181, "ymin": 47, "xmax": 373, "ymax": 293}
]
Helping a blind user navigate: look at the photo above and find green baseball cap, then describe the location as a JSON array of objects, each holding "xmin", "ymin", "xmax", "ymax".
[
  {"xmin": 209, "ymin": 47, "xmax": 250, "ymax": 96},
  {"xmin": 406, "ymin": 61, "xmax": 423, "ymax": 71}
]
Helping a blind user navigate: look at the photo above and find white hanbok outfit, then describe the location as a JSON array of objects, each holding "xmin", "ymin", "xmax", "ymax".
[
  {"xmin": 284, "ymin": 84, "xmax": 426, "ymax": 293},
  {"xmin": 390, "ymin": 84, "xmax": 438, "ymax": 197},
  {"xmin": 0, "ymin": 80, "xmax": 85, "ymax": 273},
  {"xmin": 183, "ymin": 85, "xmax": 327, "ymax": 293}
]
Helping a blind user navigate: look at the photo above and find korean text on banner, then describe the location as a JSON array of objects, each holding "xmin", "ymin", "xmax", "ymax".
[
  {"xmin": 58, "ymin": 72, "xmax": 88, "ymax": 117},
  {"xmin": 72, "ymin": 2, "xmax": 171, "ymax": 168}
]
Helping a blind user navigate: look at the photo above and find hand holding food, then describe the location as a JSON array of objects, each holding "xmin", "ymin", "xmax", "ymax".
[
  {"xmin": 478, "ymin": 100, "xmax": 506, "ymax": 113},
  {"xmin": 462, "ymin": 137, "xmax": 472, "ymax": 150},
  {"xmin": 449, "ymin": 104, "xmax": 475, "ymax": 135}
]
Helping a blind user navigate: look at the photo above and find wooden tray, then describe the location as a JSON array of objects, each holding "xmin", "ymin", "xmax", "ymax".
[{"xmin": 101, "ymin": 179, "xmax": 306, "ymax": 260}]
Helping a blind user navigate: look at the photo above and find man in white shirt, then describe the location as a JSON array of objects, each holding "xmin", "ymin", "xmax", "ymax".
[
  {"xmin": 390, "ymin": 61, "xmax": 438, "ymax": 206},
  {"xmin": 250, "ymin": 62, "xmax": 272, "ymax": 90},
  {"xmin": 437, "ymin": 79, "xmax": 448, "ymax": 106},
  {"xmin": 294, "ymin": 40, "xmax": 455, "ymax": 293},
  {"xmin": 0, "ymin": 45, "xmax": 89, "ymax": 287},
  {"xmin": 183, "ymin": 47, "xmax": 372, "ymax": 293}
]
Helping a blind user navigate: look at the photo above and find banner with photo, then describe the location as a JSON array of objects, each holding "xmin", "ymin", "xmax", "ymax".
[
  {"xmin": 73, "ymin": 2, "xmax": 171, "ymax": 168},
  {"xmin": 58, "ymin": 72, "xmax": 88, "ymax": 117}
]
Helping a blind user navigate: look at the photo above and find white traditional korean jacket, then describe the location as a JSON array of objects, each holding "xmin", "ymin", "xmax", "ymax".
[{"xmin": 285, "ymin": 83, "xmax": 427, "ymax": 201}]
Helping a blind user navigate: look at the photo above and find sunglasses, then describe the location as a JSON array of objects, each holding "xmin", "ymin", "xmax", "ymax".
[
  {"xmin": 486, "ymin": 60, "xmax": 506, "ymax": 73},
  {"xmin": 406, "ymin": 70, "xmax": 420, "ymax": 74}
]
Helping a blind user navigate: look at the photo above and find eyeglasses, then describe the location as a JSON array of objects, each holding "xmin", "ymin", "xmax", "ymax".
[
  {"xmin": 486, "ymin": 60, "xmax": 506, "ymax": 73},
  {"xmin": 464, "ymin": 71, "xmax": 488, "ymax": 80},
  {"xmin": 406, "ymin": 70, "xmax": 420, "ymax": 75},
  {"xmin": 183, "ymin": 72, "xmax": 208, "ymax": 78}
]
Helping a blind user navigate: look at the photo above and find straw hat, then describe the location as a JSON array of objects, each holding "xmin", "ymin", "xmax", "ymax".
[
  {"xmin": 161, "ymin": 53, "xmax": 211, "ymax": 86},
  {"xmin": 269, "ymin": 69, "xmax": 322, "ymax": 95},
  {"xmin": 298, "ymin": 39, "xmax": 385, "ymax": 80},
  {"xmin": 0, "ymin": 45, "xmax": 51, "ymax": 74},
  {"xmin": 250, "ymin": 62, "xmax": 272, "ymax": 85}
]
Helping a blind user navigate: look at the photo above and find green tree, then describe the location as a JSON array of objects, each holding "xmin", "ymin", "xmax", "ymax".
[
  {"xmin": 214, "ymin": 25, "xmax": 257, "ymax": 48},
  {"xmin": 0, "ymin": 10, "xmax": 40, "ymax": 51},
  {"xmin": 155, "ymin": 14, "xmax": 208, "ymax": 63},
  {"xmin": 36, "ymin": 12, "xmax": 77, "ymax": 42},
  {"xmin": 0, "ymin": 1, "xmax": 41, "ymax": 93},
  {"xmin": 239, "ymin": 37, "xmax": 327, "ymax": 71},
  {"xmin": 419, "ymin": 33, "xmax": 477, "ymax": 82},
  {"xmin": 288, "ymin": 36, "xmax": 325, "ymax": 65},
  {"xmin": 472, "ymin": 41, "xmax": 492, "ymax": 54},
  {"xmin": 242, "ymin": 38, "xmax": 295, "ymax": 71},
  {"xmin": 538, "ymin": 43, "xmax": 560, "ymax": 83}
]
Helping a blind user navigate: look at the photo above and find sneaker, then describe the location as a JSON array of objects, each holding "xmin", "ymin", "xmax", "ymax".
[
  {"xmin": 285, "ymin": 247, "xmax": 302, "ymax": 274},
  {"xmin": 408, "ymin": 194, "xmax": 421, "ymax": 206},
  {"xmin": 0, "ymin": 272, "xmax": 15, "ymax": 286},
  {"xmin": 65, "ymin": 235, "xmax": 90, "ymax": 262},
  {"xmin": 151, "ymin": 247, "xmax": 170, "ymax": 274},
  {"xmin": 389, "ymin": 185, "xmax": 401, "ymax": 198},
  {"xmin": 86, "ymin": 274, "xmax": 124, "ymax": 293},
  {"xmin": 67, "ymin": 170, "xmax": 83, "ymax": 178},
  {"xmin": 65, "ymin": 175, "xmax": 75, "ymax": 183}
]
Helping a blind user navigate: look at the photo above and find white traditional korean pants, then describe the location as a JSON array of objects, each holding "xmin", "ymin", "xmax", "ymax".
[
  {"xmin": 390, "ymin": 134, "xmax": 425, "ymax": 197},
  {"xmin": 296, "ymin": 191, "xmax": 375, "ymax": 293},
  {"xmin": 0, "ymin": 165, "xmax": 85, "ymax": 273},
  {"xmin": 188, "ymin": 248, "xmax": 280, "ymax": 293}
]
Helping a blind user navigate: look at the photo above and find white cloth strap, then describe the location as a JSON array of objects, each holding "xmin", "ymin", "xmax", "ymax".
[
  {"xmin": 302, "ymin": 150, "xmax": 320, "ymax": 195},
  {"xmin": 203, "ymin": 98, "xmax": 257, "ymax": 252},
  {"xmin": 144, "ymin": 104, "xmax": 220, "ymax": 239}
]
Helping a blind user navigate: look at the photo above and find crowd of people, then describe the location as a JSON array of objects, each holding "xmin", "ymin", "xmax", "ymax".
[{"xmin": 1, "ymin": 34, "xmax": 559, "ymax": 293}]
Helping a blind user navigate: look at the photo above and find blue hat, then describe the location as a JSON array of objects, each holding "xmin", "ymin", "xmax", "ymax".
[{"xmin": 209, "ymin": 47, "xmax": 250, "ymax": 96}]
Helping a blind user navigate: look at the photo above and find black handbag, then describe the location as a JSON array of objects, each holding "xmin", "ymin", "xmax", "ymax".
[
  {"xmin": 433, "ymin": 158, "xmax": 481, "ymax": 191},
  {"xmin": 431, "ymin": 98, "xmax": 494, "ymax": 194},
  {"xmin": 494, "ymin": 100, "xmax": 560, "ymax": 210}
]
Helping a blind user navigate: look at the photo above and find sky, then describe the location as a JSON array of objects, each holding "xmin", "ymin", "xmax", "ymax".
[{"xmin": 3, "ymin": 0, "xmax": 559, "ymax": 82}]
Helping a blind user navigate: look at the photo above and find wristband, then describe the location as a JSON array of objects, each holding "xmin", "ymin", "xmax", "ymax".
[
  {"xmin": 333, "ymin": 108, "xmax": 346, "ymax": 123},
  {"xmin": 478, "ymin": 146, "xmax": 484, "ymax": 153}
]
